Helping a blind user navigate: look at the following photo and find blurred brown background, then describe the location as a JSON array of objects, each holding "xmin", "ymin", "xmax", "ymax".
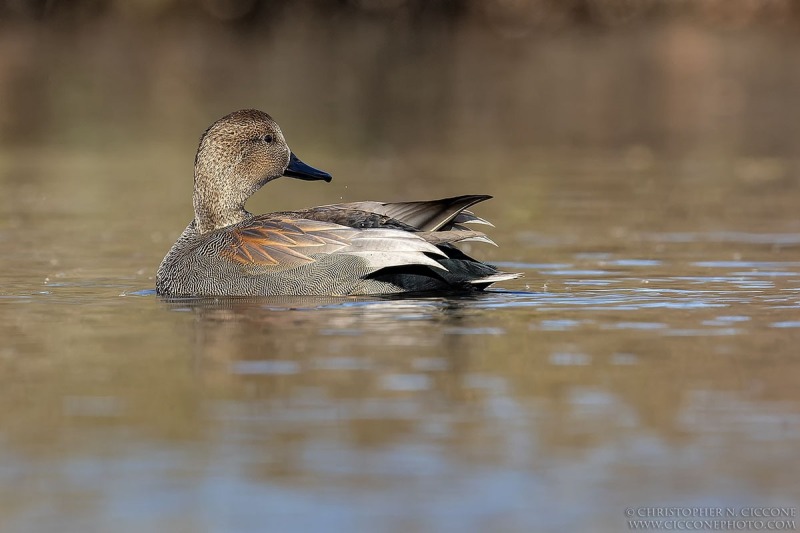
[{"xmin": 1, "ymin": 0, "xmax": 799, "ymax": 157}]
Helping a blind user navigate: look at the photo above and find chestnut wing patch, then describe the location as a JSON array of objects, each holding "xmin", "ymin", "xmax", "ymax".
[{"xmin": 220, "ymin": 218, "xmax": 351, "ymax": 268}]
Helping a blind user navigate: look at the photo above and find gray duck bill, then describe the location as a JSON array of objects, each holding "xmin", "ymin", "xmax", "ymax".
[{"xmin": 283, "ymin": 153, "xmax": 332, "ymax": 182}]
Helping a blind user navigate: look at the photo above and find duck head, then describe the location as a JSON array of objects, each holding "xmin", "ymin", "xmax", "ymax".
[{"xmin": 192, "ymin": 109, "xmax": 332, "ymax": 234}]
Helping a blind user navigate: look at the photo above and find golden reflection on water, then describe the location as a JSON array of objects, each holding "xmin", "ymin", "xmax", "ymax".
[{"xmin": 1, "ymin": 12, "xmax": 800, "ymax": 533}]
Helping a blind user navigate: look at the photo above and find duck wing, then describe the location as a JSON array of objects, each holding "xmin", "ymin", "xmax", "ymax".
[
  {"xmin": 332, "ymin": 194, "xmax": 491, "ymax": 231},
  {"xmin": 274, "ymin": 195, "xmax": 494, "ymax": 232},
  {"xmin": 223, "ymin": 198, "xmax": 522, "ymax": 293},
  {"xmin": 218, "ymin": 216, "xmax": 447, "ymax": 273}
]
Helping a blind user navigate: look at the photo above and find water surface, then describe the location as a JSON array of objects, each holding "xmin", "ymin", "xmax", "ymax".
[{"xmin": 1, "ymin": 19, "xmax": 799, "ymax": 533}]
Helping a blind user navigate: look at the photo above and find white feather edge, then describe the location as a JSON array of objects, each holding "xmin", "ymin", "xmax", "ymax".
[
  {"xmin": 346, "ymin": 251, "xmax": 448, "ymax": 271},
  {"xmin": 457, "ymin": 235, "xmax": 498, "ymax": 246},
  {"xmin": 456, "ymin": 210, "xmax": 495, "ymax": 227},
  {"xmin": 468, "ymin": 272, "xmax": 523, "ymax": 284},
  {"xmin": 334, "ymin": 228, "xmax": 448, "ymax": 271}
]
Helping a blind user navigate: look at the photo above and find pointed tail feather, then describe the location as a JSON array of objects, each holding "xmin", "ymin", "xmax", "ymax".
[
  {"xmin": 451, "ymin": 210, "xmax": 494, "ymax": 227},
  {"xmin": 469, "ymin": 271, "xmax": 523, "ymax": 290},
  {"xmin": 416, "ymin": 230, "xmax": 497, "ymax": 247}
]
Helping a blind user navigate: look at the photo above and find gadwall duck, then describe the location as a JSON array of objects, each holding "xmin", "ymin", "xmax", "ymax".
[{"xmin": 155, "ymin": 109, "xmax": 520, "ymax": 296}]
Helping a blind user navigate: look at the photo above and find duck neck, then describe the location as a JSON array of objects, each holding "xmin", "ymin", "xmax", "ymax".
[{"xmin": 192, "ymin": 166, "xmax": 251, "ymax": 234}]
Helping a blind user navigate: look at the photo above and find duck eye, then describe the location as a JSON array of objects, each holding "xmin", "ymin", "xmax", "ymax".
[{"xmin": 264, "ymin": 134, "xmax": 274, "ymax": 144}]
